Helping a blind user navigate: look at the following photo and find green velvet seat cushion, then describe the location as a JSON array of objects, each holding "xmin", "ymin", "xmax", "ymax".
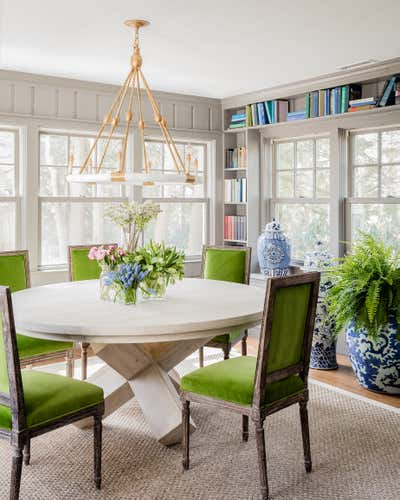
[
  {"xmin": 0, "ymin": 370, "xmax": 103, "ymax": 430},
  {"xmin": 17, "ymin": 334, "xmax": 73, "ymax": 359},
  {"xmin": 203, "ymin": 248, "xmax": 247, "ymax": 284},
  {"xmin": 181, "ymin": 356, "xmax": 304, "ymax": 407},
  {"xmin": 70, "ymin": 248, "xmax": 102, "ymax": 281},
  {"xmin": 210, "ymin": 330, "xmax": 242, "ymax": 345}
]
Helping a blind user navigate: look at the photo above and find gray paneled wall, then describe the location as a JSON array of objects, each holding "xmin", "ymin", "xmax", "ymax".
[{"xmin": 0, "ymin": 70, "xmax": 222, "ymax": 132}]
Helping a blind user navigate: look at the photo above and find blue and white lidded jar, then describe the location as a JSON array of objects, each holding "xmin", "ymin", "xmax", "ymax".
[
  {"xmin": 257, "ymin": 219, "xmax": 291, "ymax": 277},
  {"xmin": 304, "ymin": 241, "xmax": 337, "ymax": 370}
]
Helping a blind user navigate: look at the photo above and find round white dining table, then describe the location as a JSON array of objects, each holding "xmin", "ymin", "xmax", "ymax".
[{"xmin": 12, "ymin": 278, "xmax": 265, "ymax": 445}]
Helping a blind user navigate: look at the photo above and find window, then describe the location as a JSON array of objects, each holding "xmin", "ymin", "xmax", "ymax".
[
  {"xmin": 142, "ymin": 140, "xmax": 208, "ymax": 257},
  {"xmin": 349, "ymin": 128, "xmax": 400, "ymax": 247},
  {"xmin": 271, "ymin": 136, "xmax": 330, "ymax": 260},
  {"xmin": 39, "ymin": 132, "xmax": 126, "ymax": 268},
  {"xmin": 0, "ymin": 129, "xmax": 18, "ymax": 250}
]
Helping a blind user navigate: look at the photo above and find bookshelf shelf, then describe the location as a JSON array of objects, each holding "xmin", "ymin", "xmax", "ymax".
[
  {"xmin": 224, "ymin": 167, "xmax": 247, "ymax": 172},
  {"xmin": 224, "ymin": 103, "xmax": 400, "ymax": 134},
  {"xmin": 224, "ymin": 201, "xmax": 247, "ymax": 205},
  {"xmin": 224, "ymin": 239, "xmax": 247, "ymax": 244}
]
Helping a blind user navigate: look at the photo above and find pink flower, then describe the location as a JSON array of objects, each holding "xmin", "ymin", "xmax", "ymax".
[
  {"xmin": 118, "ymin": 248, "xmax": 125, "ymax": 256},
  {"xmin": 110, "ymin": 255, "xmax": 115, "ymax": 261},
  {"xmin": 88, "ymin": 247, "xmax": 98, "ymax": 260},
  {"xmin": 108, "ymin": 245, "xmax": 116, "ymax": 251},
  {"xmin": 96, "ymin": 247, "xmax": 106, "ymax": 260}
]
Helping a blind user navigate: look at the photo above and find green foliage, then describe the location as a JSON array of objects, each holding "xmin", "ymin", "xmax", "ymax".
[
  {"xmin": 130, "ymin": 241, "xmax": 185, "ymax": 296},
  {"xmin": 326, "ymin": 233, "xmax": 400, "ymax": 339}
]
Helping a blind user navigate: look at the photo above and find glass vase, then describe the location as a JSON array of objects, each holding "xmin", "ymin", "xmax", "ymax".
[{"xmin": 142, "ymin": 274, "xmax": 168, "ymax": 300}]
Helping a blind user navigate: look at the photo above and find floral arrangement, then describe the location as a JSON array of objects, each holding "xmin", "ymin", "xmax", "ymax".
[
  {"xmin": 89, "ymin": 242, "xmax": 185, "ymax": 304},
  {"xmin": 104, "ymin": 200, "xmax": 161, "ymax": 252}
]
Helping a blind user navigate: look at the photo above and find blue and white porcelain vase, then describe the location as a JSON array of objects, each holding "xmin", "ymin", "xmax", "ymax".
[
  {"xmin": 257, "ymin": 219, "xmax": 291, "ymax": 276},
  {"xmin": 304, "ymin": 242, "xmax": 338, "ymax": 370},
  {"xmin": 346, "ymin": 316, "xmax": 400, "ymax": 394}
]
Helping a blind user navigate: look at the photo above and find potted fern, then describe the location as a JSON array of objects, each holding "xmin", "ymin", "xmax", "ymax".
[{"xmin": 326, "ymin": 234, "xmax": 400, "ymax": 393}]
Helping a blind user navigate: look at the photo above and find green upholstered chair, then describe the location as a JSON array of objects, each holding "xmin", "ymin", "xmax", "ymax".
[
  {"xmin": 0, "ymin": 251, "xmax": 74, "ymax": 377},
  {"xmin": 198, "ymin": 245, "xmax": 251, "ymax": 367},
  {"xmin": 0, "ymin": 286, "xmax": 104, "ymax": 500},
  {"xmin": 181, "ymin": 272, "xmax": 320, "ymax": 500},
  {"xmin": 68, "ymin": 244, "xmax": 116, "ymax": 380}
]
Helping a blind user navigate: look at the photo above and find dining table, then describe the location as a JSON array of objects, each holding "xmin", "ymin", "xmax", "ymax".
[{"xmin": 12, "ymin": 277, "xmax": 265, "ymax": 445}]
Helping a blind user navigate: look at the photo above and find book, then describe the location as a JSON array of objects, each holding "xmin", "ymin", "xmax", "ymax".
[
  {"xmin": 348, "ymin": 105, "xmax": 375, "ymax": 112},
  {"xmin": 311, "ymin": 90, "xmax": 319, "ymax": 118},
  {"xmin": 264, "ymin": 101, "xmax": 273, "ymax": 124},
  {"xmin": 287, "ymin": 110, "xmax": 307, "ymax": 121},
  {"xmin": 318, "ymin": 90, "xmax": 324, "ymax": 117},
  {"xmin": 349, "ymin": 97, "xmax": 376, "ymax": 106},
  {"xmin": 378, "ymin": 75, "xmax": 398, "ymax": 107},
  {"xmin": 305, "ymin": 93, "xmax": 311, "ymax": 119},
  {"xmin": 257, "ymin": 102, "xmax": 268, "ymax": 125},
  {"xmin": 349, "ymin": 99, "xmax": 377, "ymax": 107},
  {"xmin": 277, "ymin": 100, "xmax": 289, "ymax": 122},
  {"xmin": 228, "ymin": 121, "xmax": 246, "ymax": 129},
  {"xmin": 246, "ymin": 105, "xmax": 253, "ymax": 127},
  {"xmin": 324, "ymin": 89, "xmax": 330, "ymax": 116},
  {"xmin": 251, "ymin": 103, "xmax": 258, "ymax": 126}
]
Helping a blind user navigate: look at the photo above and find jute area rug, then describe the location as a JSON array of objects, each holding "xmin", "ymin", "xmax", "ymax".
[{"xmin": 0, "ymin": 380, "xmax": 399, "ymax": 499}]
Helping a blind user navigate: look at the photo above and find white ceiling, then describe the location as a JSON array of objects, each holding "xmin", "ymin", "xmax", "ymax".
[{"xmin": 1, "ymin": 0, "xmax": 400, "ymax": 99}]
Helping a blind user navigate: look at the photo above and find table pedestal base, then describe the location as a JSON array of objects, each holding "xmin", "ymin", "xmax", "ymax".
[{"xmin": 75, "ymin": 338, "xmax": 209, "ymax": 445}]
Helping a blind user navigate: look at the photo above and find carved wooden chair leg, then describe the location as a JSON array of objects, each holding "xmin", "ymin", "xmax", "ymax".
[
  {"xmin": 23, "ymin": 440, "xmax": 30, "ymax": 466},
  {"xmin": 182, "ymin": 400, "xmax": 190, "ymax": 470},
  {"xmin": 81, "ymin": 342, "xmax": 90, "ymax": 380},
  {"xmin": 198, "ymin": 346, "xmax": 204, "ymax": 368},
  {"xmin": 254, "ymin": 417, "xmax": 269, "ymax": 500},
  {"xmin": 241, "ymin": 330, "xmax": 248, "ymax": 356},
  {"xmin": 242, "ymin": 415, "xmax": 249, "ymax": 442},
  {"xmin": 223, "ymin": 345, "xmax": 230, "ymax": 360},
  {"xmin": 93, "ymin": 415, "xmax": 102, "ymax": 490},
  {"xmin": 10, "ymin": 446, "xmax": 23, "ymax": 500},
  {"xmin": 299, "ymin": 399, "xmax": 312, "ymax": 473},
  {"xmin": 66, "ymin": 350, "xmax": 74, "ymax": 378}
]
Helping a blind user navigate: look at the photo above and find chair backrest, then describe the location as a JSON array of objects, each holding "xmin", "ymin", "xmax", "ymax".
[
  {"xmin": 253, "ymin": 272, "xmax": 320, "ymax": 409},
  {"xmin": 201, "ymin": 245, "xmax": 251, "ymax": 285},
  {"xmin": 0, "ymin": 250, "xmax": 30, "ymax": 292},
  {"xmin": 68, "ymin": 243, "xmax": 117, "ymax": 281},
  {"xmin": 0, "ymin": 287, "xmax": 26, "ymax": 432}
]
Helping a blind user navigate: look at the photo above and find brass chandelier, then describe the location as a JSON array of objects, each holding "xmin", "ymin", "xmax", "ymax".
[{"xmin": 67, "ymin": 19, "xmax": 197, "ymax": 186}]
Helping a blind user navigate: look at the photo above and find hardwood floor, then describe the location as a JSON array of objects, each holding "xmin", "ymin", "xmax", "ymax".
[{"xmin": 241, "ymin": 337, "xmax": 400, "ymax": 409}]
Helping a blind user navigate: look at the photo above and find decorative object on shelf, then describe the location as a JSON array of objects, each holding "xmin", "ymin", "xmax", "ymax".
[
  {"xmin": 66, "ymin": 19, "xmax": 198, "ymax": 186},
  {"xmin": 104, "ymin": 200, "xmax": 161, "ymax": 252},
  {"xmin": 257, "ymin": 219, "xmax": 291, "ymax": 276},
  {"xmin": 304, "ymin": 241, "xmax": 337, "ymax": 370},
  {"xmin": 327, "ymin": 234, "xmax": 400, "ymax": 394}
]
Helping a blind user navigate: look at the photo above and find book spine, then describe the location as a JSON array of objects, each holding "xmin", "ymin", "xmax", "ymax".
[{"xmin": 305, "ymin": 93, "xmax": 310, "ymax": 118}]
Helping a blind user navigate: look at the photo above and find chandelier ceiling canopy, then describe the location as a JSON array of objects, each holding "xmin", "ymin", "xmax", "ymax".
[{"xmin": 66, "ymin": 19, "xmax": 197, "ymax": 186}]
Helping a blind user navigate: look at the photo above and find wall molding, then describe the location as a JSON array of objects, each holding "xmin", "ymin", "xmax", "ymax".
[{"xmin": 0, "ymin": 69, "xmax": 222, "ymax": 133}]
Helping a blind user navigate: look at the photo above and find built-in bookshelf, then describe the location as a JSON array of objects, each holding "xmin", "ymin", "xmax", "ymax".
[{"xmin": 221, "ymin": 59, "xmax": 400, "ymax": 270}]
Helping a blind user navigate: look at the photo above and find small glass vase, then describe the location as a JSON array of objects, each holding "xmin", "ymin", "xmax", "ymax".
[
  {"xmin": 114, "ymin": 287, "xmax": 143, "ymax": 305},
  {"xmin": 142, "ymin": 274, "xmax": 168, "ymax": 300},
  {"xmin": 99, "ymin": 268, "xmax": 114, "ymax": 301}
]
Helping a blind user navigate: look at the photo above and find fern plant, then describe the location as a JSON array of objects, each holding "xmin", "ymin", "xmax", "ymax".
[{"xmin": 326, "ymin": 233, "xmax": 400, "ymax": 339}]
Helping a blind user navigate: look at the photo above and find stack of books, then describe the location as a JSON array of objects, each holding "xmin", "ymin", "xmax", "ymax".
[
  {"xmin": 225, "ymin": 147, "xmax": 247, "ymax": 169},
  {"xmin": 224, "ymin": 178, "xmax": 247, "ymax": 203},
  {"xmin": 228, "ymin": 111, "xmax": 246, "ymax": 129},
  {"xmin": 306, "ymin": 84, "xmax": 362, "ymax": 117},
  {"xmin": 224, "ymin": 215, "xmax": 247, "ymax": 242},
  {"xmin": 348, "ymin": 97, "xmax": 377, "ymax": 112},
  {"xmin": 246, "ymin": 100, "xmax": 288, "ymax": 126}
]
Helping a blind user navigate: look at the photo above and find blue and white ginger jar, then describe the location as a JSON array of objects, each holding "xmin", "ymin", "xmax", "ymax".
[
  {"xmin": 257, "ymin": 219, "xmax": 290, "ymax": 277},
  {"xmin": 304, "ymin": 241, "xmax": 337, "ymax": 370}
]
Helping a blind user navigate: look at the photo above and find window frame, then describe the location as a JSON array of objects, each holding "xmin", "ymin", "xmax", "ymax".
[
  {"xmin": 142, "ymin": 137, "xmax": 210, "ymax": 260},
  {"xmin": 38, "ymin": 130, "xmax": 128, "ymax": 270},
  {"xmin": 270, "ymin": 134, "xmax": 332, "ymax": 262},
  {"xmin": 346, "ymin": 125, "xmax": 400, "ymax": 247},
  {"xmin": 0, "ymin": 127, "xmax": 21, "ymax": 250}
]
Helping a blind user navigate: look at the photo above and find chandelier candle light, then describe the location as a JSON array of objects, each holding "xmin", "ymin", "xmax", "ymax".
[{"xmin": 66, "ymin": 19, "xmax": 198, "ymax": 186}]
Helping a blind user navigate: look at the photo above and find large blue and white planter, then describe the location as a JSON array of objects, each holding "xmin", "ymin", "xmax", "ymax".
[
  {"xmin": 257, "ymin": 220, "xmax": 291, "ymax": 276},
  {"xmin": 346, "ymin": 316, "xmax": 400, "ymax": 394},
  {"xmin": 304, "ymin": 242, "xmax": 338, "ymax": 370}
]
